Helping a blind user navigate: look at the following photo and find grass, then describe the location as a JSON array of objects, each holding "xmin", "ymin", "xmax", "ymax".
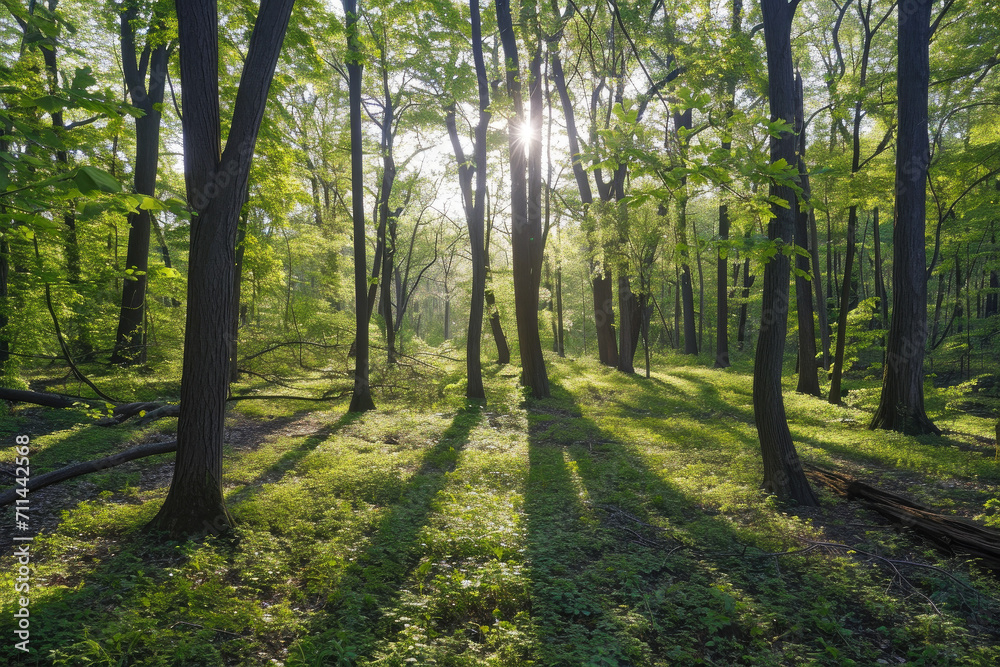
[{"xmin": 1, "ymin": 352, "xmax": 999, "ymax": 665}]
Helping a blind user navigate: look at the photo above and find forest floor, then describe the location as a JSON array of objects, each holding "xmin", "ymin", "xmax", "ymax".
[{"xmin": 2, "ymin": 352, "xmax": 1000, "ymax": 666}]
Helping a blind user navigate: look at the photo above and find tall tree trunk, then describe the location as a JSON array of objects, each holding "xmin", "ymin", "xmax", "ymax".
[
  {"xmin": 872, "ymin": 206, "xmax": 889, "ymax": 326},
  {"xmin": 870, "ymin": 0, "xmax": 938, "ymax": 435},
  {"xmin": 829, "ymin": 208, "xmax": 857, "ymax": 404},
  {"xmin": 457, "ymin": 1, "xmax": 488, "ymax": 397},
  {"xmin": 147, "ymin": 0, "xmax": 296, "ymax": 537},
  {"xmin": 497, "ymin": 0, "xmax": 548, "ymax": 396},
  {"xmin": 674, "ymin": 110, "xmax": 698, "ymax": 355},
  {"xmin": 346, "ymin": 0, "xmax": 375, "ymax": 413},
  {"xmin": 755, "ymin": 0, "xmax": 817, "ymax": 506},
  {"xmin": 549, "ymin": 39, "xmax": 617, "ymax": 367},
  {"xmin": 737, "ymin": 257, "xmax": 753, "ymax": 350},
  {"xmin": 793, "ymin": 70, "xmax": 820, "ymax": 396},
  {"xmin": 229, "ymin": 206, "xmax": 248, "ymax": 383},
  {"xmin": 111, "ymin": 8, "xmax": 169, "ymax": 365}
]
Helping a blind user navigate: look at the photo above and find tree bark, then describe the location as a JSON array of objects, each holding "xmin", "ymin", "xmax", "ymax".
[
  {"xmin": 870, "ymin": 0, "xmax": 939, "ymax": 435},
  {"xmin": 674, "ymin": 110, "xmax": 699, "ymax": 355},
  {"xmin": 793, "ymin": 71, "xmax": 820, "ymax": 396},
  {"xmin": 497, "ymin": 0, "xmax": 548, "ymax": 397},
  {"xmin": 755, "ymin": 0, "xmax": 817, "ymax": 506},
  {"xmin": 146, "ymin": 0, "xmax": 296, "ymax": 537},
  {"xmin": 111, "ymin": 6, "xmax": 169, "ymax": 365},
  {"xmin": 829, "ymin": 207, "xmax": 857, "ymax": 404},
  {"xmin": 346, "ymin": 0, "xmax": 375, "ymax": 412},
  {"xmin": 549, "ymin": 43, "xmax": 617, "ymax": 367}
]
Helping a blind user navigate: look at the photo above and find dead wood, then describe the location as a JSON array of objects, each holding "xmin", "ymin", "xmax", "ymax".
[
  {"xmin": 805, "ymin": 463, "xmax": 1000, "ymax": 571},
  {"xmin": 0, "ymin": 440, "xmax": 177, "ymax": 507}
]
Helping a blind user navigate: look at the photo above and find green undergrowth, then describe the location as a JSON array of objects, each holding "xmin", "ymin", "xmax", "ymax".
[{"xmin": 1, "ymin": 354, "xmax": 999, "ymax": 665}]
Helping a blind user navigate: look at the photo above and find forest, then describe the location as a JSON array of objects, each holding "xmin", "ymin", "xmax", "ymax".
[{"xmin": 1, "ymin": 0, "xmax": 1000, "ymax": 664}]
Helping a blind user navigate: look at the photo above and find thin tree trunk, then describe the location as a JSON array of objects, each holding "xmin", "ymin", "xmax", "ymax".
[
  {"xmin": 872, "ymin": 206, "xmax": 889, "ymax": 326},
  {"xmin": 674, "ymin": 110, "xmax": 698, "ymax": 355},
  {"xmin": 346, "ymin": 0, "xmax": 375, "ymax": 413},
  {"xmin": 793, "ymin": 70, "xmax": 820, "ymax": 396},
  {"xmin": 829, "ymin": 207, "xmax": 857, "ymax": 404}
]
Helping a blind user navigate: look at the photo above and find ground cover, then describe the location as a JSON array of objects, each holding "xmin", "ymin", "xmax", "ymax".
[{"xmin": 2, "ymin": 354, "xmax": 999, "ymax": 665}]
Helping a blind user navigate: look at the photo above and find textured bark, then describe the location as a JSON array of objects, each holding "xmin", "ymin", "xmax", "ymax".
[
  {"xmin": 111, "ymin": 6, "xmax": 169, "ymax": 365},
  {"xmin": 872, "ymin": 207, "xmax": 889, "ymax": 326},
  {"xmin": 755, "ymin": 0, "xmax": 817, "ymax": 506},
  {"xmin": 147, "ymin": 0, "xmax": 295, "ymax": 537},
  {"xmin": 549, "ymin": 44, "xmax": 617, "ymax": 367},
  {"xmin": 345, "ymin": 0, "xmax": 375, "ymax": 412},
  {"xmin": 871, "ymin": 0, "xmax": 938, "ymax": 435},
  {"xmin": 829, "ymin": 208, "xmax": 857, "ymax": 404},
  {"xmin": 497, "ymin": 0, "xmax": 548, "ymax": 397},
  {"xmin": 674, "ymin": 109, "xmax": 698, "ymax": 355}
]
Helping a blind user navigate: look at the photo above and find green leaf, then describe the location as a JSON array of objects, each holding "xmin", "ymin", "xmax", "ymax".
[
  {"xmin": 73, "ymin": 166, "xmax": 121, "ymax": 194},
  {"xmin": 32, "ymin": 95, "xmax": 66, "ymax": 114},
  {"xmin": 139, "ymin": 196, "xmax": 164, "ymax": 211},
  {"xmin": 70, "ymin": 67, "xmax": 97, "ymax": 91}
]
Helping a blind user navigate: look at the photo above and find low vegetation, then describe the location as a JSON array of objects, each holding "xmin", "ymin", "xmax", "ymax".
[{"xmin": 3, "ymin": 353, "xmax": 999, "ymax": 666}]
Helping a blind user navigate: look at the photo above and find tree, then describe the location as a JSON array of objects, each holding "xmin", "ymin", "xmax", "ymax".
[
  {"xmin": 345, "ymin": 0, "xmax": 375, "ymax": 412},
  {"xmin": 146, "ymin": 0, "xmax": 297, "ymax": 536},
  {"xmin": 445, "ymin": 0, "xmax": 490, "ymax": 400},
  {"xmin": 110, "ymin": 1, "xmax": 172, "ymax": 365},
  {"xmin": 754, "ymin": 0, "xmax": 817, "ymax": 506},
  {"xmin": 496, "ymin": 0, "xmax": 548, "ymax": 397},
  {"xmin": 870, "ymin": 0, "xmax": 939, "ymax": 435}
]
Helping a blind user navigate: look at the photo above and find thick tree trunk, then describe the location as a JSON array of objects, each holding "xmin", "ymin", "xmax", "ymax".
[
  {"xmin": 497, "ymin": 0, "xmax": 548, "ymax": 397},
  {"xmin": 871, "ymin": 0, "xmax": 938, "ymax": 435},
  {"xmin": 148, "ymin": 0, "xmax": 296, "ymax": 537},
  {"xmin": 755, "ymin": 0, "xmax": 817, "ymax": 506},
  {"xmin": 111, "ymin": 9, "xmax": 169, "ymax": 365}
]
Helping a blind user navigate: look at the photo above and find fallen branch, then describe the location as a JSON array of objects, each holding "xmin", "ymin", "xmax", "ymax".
[
  {"xmin": 805, "ymin": 464, "xmax": 1000, "ymax": 571},
  {"xmin": 96, "ymin": 402, "xmax": 168, "ymax": 426},
  {"xmin": 135, "ymin": 404, "xmax": 180, "ymax": 426},
  {"xmin": 0, "ymin": 388, "xmax": 99, "ymax": 409},
  {"xmin": 0, "ymin": 440, "xmax": 177, "ymax": 507}
]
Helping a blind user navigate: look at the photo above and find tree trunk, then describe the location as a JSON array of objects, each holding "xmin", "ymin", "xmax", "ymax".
[
  {"xmin": 793, "ymin": 70, "xmax": 820, "ymax": 396},
  {"xmin": 147, "ymin": 0, "xmax": 296, "ymax": 537},
  {"xmin": 755, "ymin": 0, "xmax": 817, "ymax": 506},
  {"xmin": 872, "ymin": 207, "xmax": 889, "ymax": 326},
  {"xmin": 674, "ymin": 110, "xmax": 698, "ymax": 355},
  {"xmin": 870, "ymin": 0, "xmax": 938, "ymax": 435},
  {"xmin": 497, "ymin": 0, "xmax": 548, "ymax": 397},
  {"xmin": 230, "ymin": 207, "xmax": 248, "ymax": 383},
  {"xmin": 345, "ymin": 0, "xmax": 375, "ymax": 412},
  {"xmin": 549, "ymin": 41, "xmax": 616, "ymax": 367},
  {"xmin": 829, "ymin": 207, "xmax": 857, "ymax": 404},
  {"xmin": 111, "ymin": 8, "xmax": 169, "ymax": 365}
]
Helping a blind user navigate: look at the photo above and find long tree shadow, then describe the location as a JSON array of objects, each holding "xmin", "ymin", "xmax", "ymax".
[
  {"xmin": 523, "ymin": 374, "xmax": 931, "ymax": 666},
  {"xmin": 2, "ymin": 407, "xmax": 482, "ymax": 666},
  {"xmin": 299, "ymin": 405, "xmax": 483, "ymax": 660}
]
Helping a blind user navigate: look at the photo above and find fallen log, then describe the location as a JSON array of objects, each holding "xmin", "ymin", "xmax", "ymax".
[
  {"xmin": 0, "ymin": 440, "xmax": 176, "ymax": 507},
  {"xmin": 96, "ymin": 401, "xmax": 169, "ymax": 426},
  {"xmin": 0, "ymin": 387, "xmax": 100, "ymax": 409},
  {"xmin": 805, "ymin": 464, "xmax": 1000, "ymax": 571},
  {"xmin": 135, "ymin": 403, "xmax": 181, "ymax": 426}
]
